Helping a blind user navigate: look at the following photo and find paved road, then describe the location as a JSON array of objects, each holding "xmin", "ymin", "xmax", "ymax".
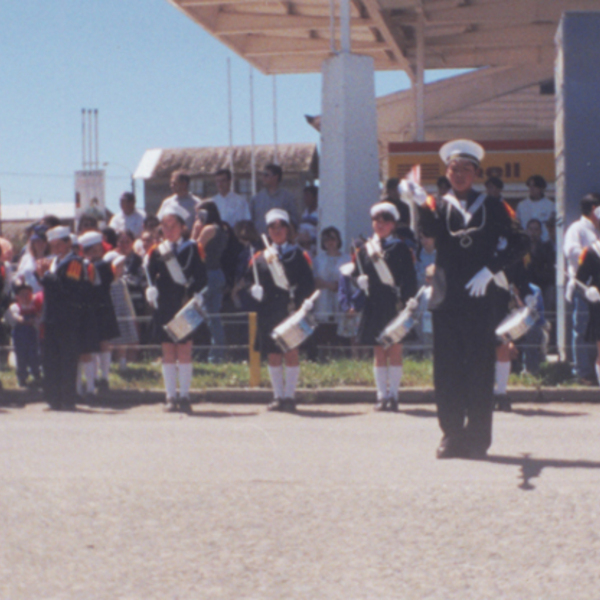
[{"xmin": 1, "ymin": 401, "xmax": 600, "ymax": 599}]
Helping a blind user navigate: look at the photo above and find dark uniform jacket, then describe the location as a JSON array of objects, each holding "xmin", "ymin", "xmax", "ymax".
[
  {"xmin": 246, "ymin": 242, "xmax": 315, "ymax": 354},
  {"xmin": 87, "ymin": 259, "xmax": 120, "ymax": 345},
  {"xmin": 146, "ymin": 239, "xmax": 207, "ymax": 341},
  {"xmin": 419, "ymin": 190, "xmax": 530, "ymax": 312},
  {"xmin": 351, "ymin": 236, "xmax": 417, "ymax": 345},
  {"xmin": 576, "ymin": 241, "xmax": 600, "ymax": 341}
]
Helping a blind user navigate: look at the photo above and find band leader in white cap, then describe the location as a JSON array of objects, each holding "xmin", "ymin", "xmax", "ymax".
[
  {"xmin": 246, "ymin": 208, "xmax": 315, "ymax": 412},
  {"xmin": 145, "ymin": 203, "xmax": 207, "ymax": 413},
  {"xmin": 345, "ymin": 201, "xmax": 417, "ymax": 411},
  {"xmin": 401, "ymin": 139, "xmax": 529, "ymax": 459}
]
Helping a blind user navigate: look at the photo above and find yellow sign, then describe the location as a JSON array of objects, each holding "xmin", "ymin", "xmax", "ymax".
[{"xmin": 388, "ymin": 141, "xmax": 555, "ymax": 185}]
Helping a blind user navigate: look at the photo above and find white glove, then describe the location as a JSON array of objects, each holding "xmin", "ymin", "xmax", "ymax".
[
  {"xmin": 194, "ymin": 291, "xmax": 204, "ymax": 306},
  {"xmin": 585, "ymin": 286, "xmax": 600, "ymax": 303},
  {"xmin": 302, "ymin": 298, "xmax": 314, "ymax": 312},
  {"xmin": 399, "ymin": 179, "xmax": 428, "ymax": 206},
  {"xmin": 145, "ymin": 285, "xmax": 159, "ymax": 309},
  {"xmin": 465, "ymin": 267, "xmax": 494, "ymax": 297},
  {"xmin": 524, "ymin": 294, "xmax": 537, "ymax": 309},
  {"xmin": 406, "ymin": 298, "xmax": 419, "ymax": 311},
  {"xmin": 357, "ymin": 274, "xmax": 369, "ymax": 292},
  {"xmin": 250, "ymin": 284, "xmax": 264, "ymax": 302}
]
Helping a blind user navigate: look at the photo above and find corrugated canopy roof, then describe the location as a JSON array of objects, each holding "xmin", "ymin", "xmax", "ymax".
[
  {"xmin": 135, "ymin": 143, "xmax": 319, "ymax": 179},
  {"xmin": 166, "ymin": 0, "xmax": 600, "ymax": 76}
]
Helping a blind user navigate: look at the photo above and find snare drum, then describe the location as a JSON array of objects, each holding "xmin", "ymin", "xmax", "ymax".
[
  {"xmin": 271, "ymin": 309, "xmax": 318, "ymax": 354},
  {"xmin": 376, "ymin": 306, "xmax": 419, "ymax": 349},
  {"xmin": 163, "ymin": 296, "xmax": 207, "ymax": 343},
  {"xmin": 495, "ymin": 306, "xmax": 539, "ymax": 343}
]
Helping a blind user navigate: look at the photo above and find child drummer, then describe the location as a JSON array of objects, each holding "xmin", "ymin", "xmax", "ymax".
[
  {"xmin": 349, "ymin": 202, "xmax": 417, "ymax": 411},
  {"xmin": 145, "ymin": 204, "xmax": 207, "ymax": 413},
  {"xmin": 247, "ymin": 208, "xmax": 315, "ymax": 412}
]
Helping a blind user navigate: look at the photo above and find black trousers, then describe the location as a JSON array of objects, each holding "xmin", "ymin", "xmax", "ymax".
[
  {"xmin": 432, "ymin": 308, "xmax": 495, "ymax": 452},
  {"xmin": 42, "ymin": 323, "xmax": 80, "ymax": 408}
]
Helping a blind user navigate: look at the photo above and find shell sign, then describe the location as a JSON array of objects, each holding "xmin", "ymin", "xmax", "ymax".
[{"xmin": 388, "ymin": 140, "xmax": 554, "ymax": 184}]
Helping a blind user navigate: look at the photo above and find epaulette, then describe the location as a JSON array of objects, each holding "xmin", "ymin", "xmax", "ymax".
[
  {"xmin": 66, "ymin": 259, "xmax": 83, "ymax": 281},
  {"xmin": 523, "ymin": 253, "xmax": 532, "ymax": 268},
  {"xmin": 147, "ymin": 244, "xmax": 158, "ymax": 257},
  {"xmin": 249, "ymin": 250, "xmax": 262, "ymax": 267},
  {"xmin": 302, "ymin": 251, "xmax": 313, "ymax": 267},
  {"xmin": 0, "ymin": 264, "xmax": 5, "ymax": 279},
  {"xmin": 502, "ymin": 200, "xmax": 517, "ymax": 220},
  {"xmin": 579, "ymin": 247, "xmax": 590, "ymax": 265},
  {"xmin": 197, "ymin": 242, "xmax": 206, "ymax": 262},
  {"xmin": 425, "ymin": 195, "xmax": 437, "ymax": 211},
  {"xmin": 87, "ymin": 262, "xmax": 95, "ymax": 280}
]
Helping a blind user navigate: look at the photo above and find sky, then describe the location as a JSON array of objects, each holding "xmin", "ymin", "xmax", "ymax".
[{"xmin": 0, "ymin": 0, "xmax": 467, "ymax": 213}]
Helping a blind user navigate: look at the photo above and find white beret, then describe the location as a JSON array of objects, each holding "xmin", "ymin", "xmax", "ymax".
[
  {"xmin": 47, "ymin": 226, "xmax": 71, "ymax": 242},
  {"xmin": 112, "ymin": 254, "xmax": 126, "ymax": 268},
  {"xmin": 594, "ymin": 206, "xmax": 600, "ymax": 221},
  {"xmin": 78, "ymin": 231, "xmax": 103, "ymax": 248},
  {"xmin": 439, "ymin": 139, "xmax": 485, "ymax": 166},
  {"xmin": 103, "ymin": 250, "xmax": 121, "ymax": 263},
  {"xmin": 158, "ymin": 203, "xmax": 189, "ymax": 223},
  {"xmin": 266, "ymin": 208, "xmax": 290, "ymax": 226},
  {"xmin": 370, "ymin": 202, "xmax": 400, "ymax": 221}
]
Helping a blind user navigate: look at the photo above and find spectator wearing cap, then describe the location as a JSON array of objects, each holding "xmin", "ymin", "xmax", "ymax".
[
  {"xmin": 16, "ymin": 225, "xmax": 48, "ymax": 294},
  {"xmin": 158, "ymin": 170, "xmax": 202, "ymax": 231},
  {"xmin": 406, "ymin": 139, "xmax": 529, "ymax": 459},
  {"xmin": 245, "ymin": 208, "xmax": 315, "ymax": 412},
  {"xmin": 516, "ymin": 175, "xmax": 556, "ymax": 241},
  {"xmin": 348, "ymin": 202, "xmax": 417, "ymax": 412},
  {"xmin": 249, "ymin": 164, "xmax": 300, "ymax": 236},
  {"xmin": 5, "ymin": 279, "xmax": 43, "ymax": 388},
  {"xmin": 109, "ymin": 192, "xmax": 146, "ymax": 238},
  {"xmin": 211, "ymin": 169, "xmax": 250, "ymax": 228},
  {"xmin": 36, "ymin": 226, "xmax": 87, "ymax": 410},
  {"xmin": 145, "ymin": 204, "xmax": 207, "ymax": 413},
  {"xmin": 78, "ymin": 231, "xmax": 121, "ymax": 396}
]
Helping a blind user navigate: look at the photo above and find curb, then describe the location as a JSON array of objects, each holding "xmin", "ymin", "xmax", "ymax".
[{"xmin": 1, "ymin": 386, "xmax": 599, "ymax": 407}]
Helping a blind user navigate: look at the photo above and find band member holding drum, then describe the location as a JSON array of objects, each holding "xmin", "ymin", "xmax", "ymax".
[
  {"xmin": 350, "ymin": 202, "xmax": 417, "ymax": 412},
  {"xmin": 247, "ymin": 208, "xmax": 315, "ymax": 412},
  {"xmin": 402, "ymin": 139, "xmax": 529, "ymax": 459},
  {"xmin": 575, "ymin": 236, "xmax": 600, "ymax": 385},
  {"xmin": 145, "ymin": 205, "xmax": 207, "ymax": 413}
]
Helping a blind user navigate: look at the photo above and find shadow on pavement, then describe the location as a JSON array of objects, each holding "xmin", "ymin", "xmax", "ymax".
[
  {"xmin": 188, "ymin": 409, "xmax": 260, "ymax": 418},
  {"xmin": 292, "ymin": 408, "xmax": 364, "ymax": 418},
  {"xmin": 477, "ymin": 453, "xmax": 600, "ymax": 491},
  {"xmin": 511, "ymin": 408, "xmax": 588, "ymax": 418},
  {"xmin": 396, "ymin": 407, "xmax": 438, "ymax": 418}
]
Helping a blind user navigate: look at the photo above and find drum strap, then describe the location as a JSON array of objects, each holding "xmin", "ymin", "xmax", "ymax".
[
  {"xmin": 592, "ymin": 241, "xmax": 600, "ymax": 259},
  {"xmin": 264, "ymin": 246, "xmax": 291, "ymax": 292},
  {"xmin": 365, "ymin": 237, "xmax": 396, "ymax": 288},
  {"xmin": 158, "ymin": 240, "xmax": 187, "ymax": 286}
]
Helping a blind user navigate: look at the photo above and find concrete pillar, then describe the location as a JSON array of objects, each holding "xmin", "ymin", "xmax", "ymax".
[
  {"xmin": 555, "ymin": 12, "xmax": 600, "ymax": 361},
  {"xmin": 319, "ymin": 53, "xmax": 380, "ymax": 251}
]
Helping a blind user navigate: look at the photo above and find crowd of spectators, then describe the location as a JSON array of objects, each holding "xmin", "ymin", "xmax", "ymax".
[{"xmin": 0, "ymin": 165, "xmax": 562, "ymax": 392}]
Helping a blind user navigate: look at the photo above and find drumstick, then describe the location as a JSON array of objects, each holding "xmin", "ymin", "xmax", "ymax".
[
  {"xmin": 351, "ymin": 240, "xmax": 369, "ymax": 297},
  {"xmin": 251, "ymin": 248, "xmax": 260, "ymax": 286}
]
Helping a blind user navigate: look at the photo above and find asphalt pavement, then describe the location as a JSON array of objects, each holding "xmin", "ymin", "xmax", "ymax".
[{"xmin": 1, "ymin": 401, "xmax": 600, "ymax": 599}]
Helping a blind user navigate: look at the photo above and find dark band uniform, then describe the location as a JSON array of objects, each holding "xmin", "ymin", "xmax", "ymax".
[
  {"xmin": 576, "ymin": 242, "xmax": 600, "ymax": 341},
  {"xmin": 146, "ymin": 239, "xmax": 207, "ymax": 344},
  {"xmin": 419, "ymin": 191, "xmax": 529, "ymax": 454},
  {"xmin": 352, "ymin": 237, "xmax": 417, "ymax": 345},
  {"xmin": 247, "ymin": 242, "xmax": 315, "ymax": 355},
  {"xmin": 41, "ymin": 251, "xmax": 88, "ymax": 409},
  {"xmin": 80, "ymin": 259, "xmax": 120, "ymax": 353}
]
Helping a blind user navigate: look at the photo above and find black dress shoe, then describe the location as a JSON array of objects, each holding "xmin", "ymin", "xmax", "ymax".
[
  {"xmin": 178, "ymin": 397, "xmax": 192, "ymax": 414},
  {"xmin": 282, "ymin": 398, "xmax": 297, "ymax": 413},
  {"xmin": 388, "ymin": 398, "xmax": 399, "ymax": 412},
  {"xmin": 374, "ymin": 397, "xmax": 388, "ymax": 411},
  {"xmin": 467, "ymin": 446, "xmax": 488, "ymax": 460},
  {"xmin": 436, "ymin": 437, "xmax": 467, "ymax": 459},
  {"xmin": 494, "ymin": 394, "xmax": 512, "ymax": 412},
  {"xmin": 267, "ymin": 398, "xmax": 284, "ymax": 411}
]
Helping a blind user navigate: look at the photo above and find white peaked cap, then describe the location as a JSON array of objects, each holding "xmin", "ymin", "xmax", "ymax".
[
  {"xmin": 78, "ymin": 231, "xmax": 103, "ymax": 248},
  {"xmin": 439, "ymin": 139, "xmax": 485, "ymax": 166},
  {"xmin": 47, "ymin": 226, "xmax": 71, "ymax": 242},
  {"xmin": 370, "ymin": 202, "xmax": 400, "ymax": 221},
  {"xmin": 103, "ymin": 250, "xmax": 120, "ymax": 263},
  {"xmin": 266, "ymin": 208, "xmax": 290, "ymax": 226},
  {"xmin": 158, "ymin": 203, "xmax": 189, "ymax": 222}
]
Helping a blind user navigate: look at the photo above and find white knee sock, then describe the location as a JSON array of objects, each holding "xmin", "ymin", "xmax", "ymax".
[
  {"xmin": 388, "ymin": 366, "xmax": 403, "ymax": 401},
  {"xmin": 178, "ymin": 363, "xmax": 193, "ymax": 398},
  {"xmin": 495, "ymin": 361, "xmax": 511, "ymax": 395},
  {"xmin": 76, "ymin": 362, "xmax": 84, "ymax": 395},
  {"xmin": 99, "ymin": 351, "xmax": 111, "ymax": 380},
  {"xmin": 83, "ymin": 360, "xmax": 97, "ymax": 394},
  {"xmin": 284, "ymin": 366, "xmax": 300, "ymax": 399},
  {"xmin": 267, "ymin": 365, "xmax": 284, "ymax": 399},
  {"xmin": 374, "ymin": 366, "xmax": 388, "ymax": 400},
  {"xmin": 162, "ymin": 363, "xmax": 177, "ymax": 399}
]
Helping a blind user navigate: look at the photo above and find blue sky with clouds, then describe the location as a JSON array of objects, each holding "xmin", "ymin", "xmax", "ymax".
[{"xmin": 0, "ymin": 0, "xmax": 465, "ymax": 212}]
